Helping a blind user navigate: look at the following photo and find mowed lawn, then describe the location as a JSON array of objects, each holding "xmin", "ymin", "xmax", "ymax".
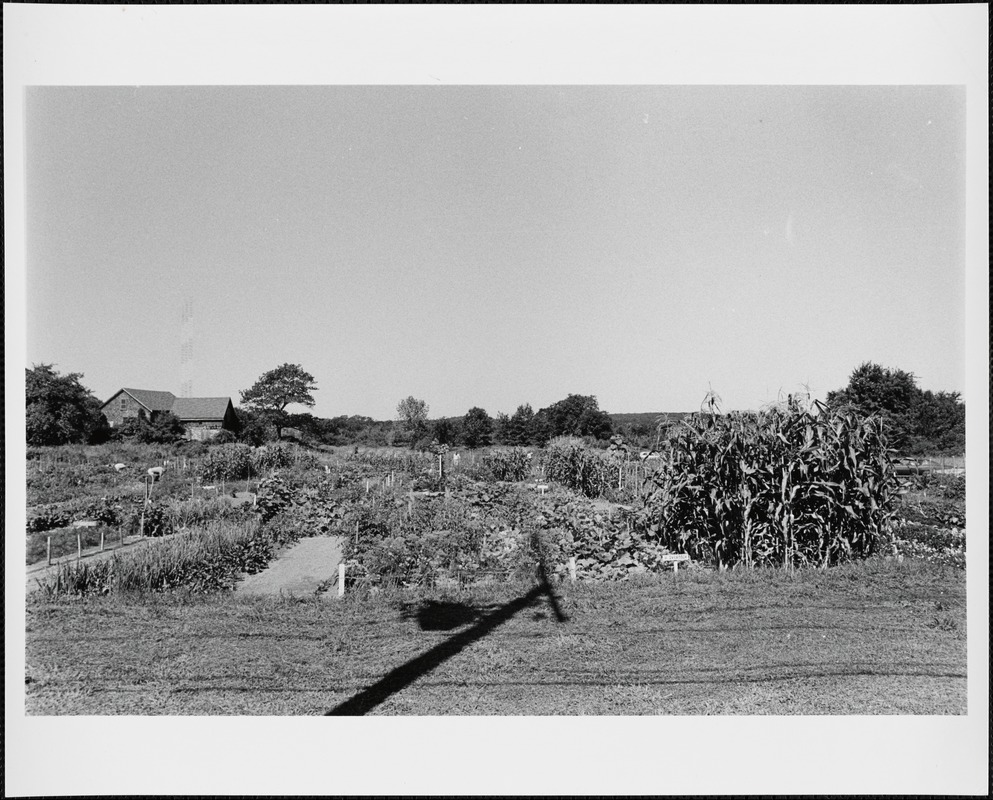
[{"xmin": 24, "ymin": 559, "xmax": 966, "ymax": 715}]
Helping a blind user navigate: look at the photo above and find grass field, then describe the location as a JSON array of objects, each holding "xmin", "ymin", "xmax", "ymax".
[{"xmin": 25, "ymin": 557, "xmax": 966, "ymax": 715}]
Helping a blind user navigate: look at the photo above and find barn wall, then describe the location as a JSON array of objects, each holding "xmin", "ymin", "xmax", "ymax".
[
  {"xmin": 102, "ymin": 392, "xmax": 149, "ymax": 428},
  {"xmin": 185, "ymin": 422, "xmax": 224, "ymax": 441}
]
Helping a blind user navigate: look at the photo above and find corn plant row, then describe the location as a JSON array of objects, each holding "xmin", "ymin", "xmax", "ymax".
[
  {"xmin": 479, "ymin": 448, "xmax": 534, "ymax": 482},
  {"xmin": 639, "ymin": 396, "xmax": 900, "ymax": 569},
  {"xmin": 541, "ymin": 442, "xmax": 619, "ymax": 498}
]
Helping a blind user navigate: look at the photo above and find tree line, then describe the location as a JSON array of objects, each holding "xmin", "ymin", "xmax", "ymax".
[{"xmin": 25, "ymin": 361, "xmax": 965, "ymax": 456}]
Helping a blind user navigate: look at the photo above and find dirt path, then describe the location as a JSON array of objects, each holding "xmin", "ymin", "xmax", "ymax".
[{"xmin": 236, "ymin": 536, "xmax": 345, "ymax": 598}]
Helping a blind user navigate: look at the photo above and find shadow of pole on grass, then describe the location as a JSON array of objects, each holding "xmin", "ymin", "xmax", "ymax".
[{"xmin": 326, "ymin": 559, "xmax": 567, "ymax": 716}]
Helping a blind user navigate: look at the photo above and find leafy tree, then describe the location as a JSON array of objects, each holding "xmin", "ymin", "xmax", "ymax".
[
  {"xmin": 826, "ymin": 362, "xmax": 965, "ymax": 454},
  {"xmin": 432, "ymin": 417, "xmax": 460, "ymax": 446},
  {"xmin": 26, "ymin": 364, "xmax": 110, "ymax": 445},
  {"xmin": 497, "ymin": 403, "xmax": 545, "ymax": 446},
  {"xmin": 240, "ymin": 363, "xmax": 317, "ymax": 440},
  {"xmin": 826, "ymin": 362, "xmax": 920, "ymax": 449},
  {"xmin": 539, "ymin": 394, "xmax": 613, "ymax": 440},
  {"xmin": 908, "ymin": 390, "xmax": 966, "ymax": 455},
  {"xmin": 461, "ymin": 407, "xmax": 494, "ymax": 449},
  {"xmin": 494, "ymin": 412, "xmax": 513, "ymax": 445},
  {"xmin": 395, "ymin": 396, "xmax": 430, "ymax": 446}
]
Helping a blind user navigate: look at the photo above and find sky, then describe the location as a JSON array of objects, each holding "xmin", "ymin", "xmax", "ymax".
[{"xmin": 24, "ymin": 84, "xmax": 967, "ymax": 420}]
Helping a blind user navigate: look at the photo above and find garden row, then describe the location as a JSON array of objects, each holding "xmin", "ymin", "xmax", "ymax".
[{"xmin": 28, "ymin": 401, "xmax": 966, "ymax": 597}]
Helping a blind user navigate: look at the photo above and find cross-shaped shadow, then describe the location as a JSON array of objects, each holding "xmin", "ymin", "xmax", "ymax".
[{"xmin": 326, "ymin": 560, "xmax": 568, "ymax": 716}]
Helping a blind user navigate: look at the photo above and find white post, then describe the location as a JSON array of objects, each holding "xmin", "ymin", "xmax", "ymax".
[
  {"xmin": 568, "ymin": 557, "xmax": 577, "ymax": 583},
  {"xmin": 47, "ymin": 536, "xmax": 51, "ymax": 565},
  {"xmin": 100, "ymin": 529, "xmax": 105, "ymax": 552},
  {"xmin": 338, "ymin": 562, "xmax": 346, "ymax": 597},
  {"xmin": 77, "ymin": 531, "xmax": 82, "ymax": 561}
]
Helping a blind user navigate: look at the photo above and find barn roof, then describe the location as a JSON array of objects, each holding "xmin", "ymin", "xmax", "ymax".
[
  {"xmin": 170, "ymin": 397, "xmax": 232, "ymax": 421},
  {"xmin": 116, "ymin": 388, "xmax": 176, "ymax": 411}
]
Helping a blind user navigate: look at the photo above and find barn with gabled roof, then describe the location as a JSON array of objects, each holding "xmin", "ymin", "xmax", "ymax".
[{"xmin": 101, "ymin": 388, "xmax": 238, "ymax": 440}]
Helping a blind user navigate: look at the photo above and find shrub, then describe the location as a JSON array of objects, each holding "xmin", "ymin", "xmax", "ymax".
[{"xmin": 209, "ymin": 429, "xmax": 238, "ymax": 445}]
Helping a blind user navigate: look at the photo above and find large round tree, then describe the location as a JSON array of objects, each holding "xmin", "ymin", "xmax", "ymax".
[
  {"xmin": 240, "ymin": 363, "xmax": 317, "ymax": 440},
  {"xmin": 461, "ymin": 407, "xmax": 494, "ymax": 449},
  {"xmin": 26, "ymin": 364, "xmax": 110, "ymax": 446}
]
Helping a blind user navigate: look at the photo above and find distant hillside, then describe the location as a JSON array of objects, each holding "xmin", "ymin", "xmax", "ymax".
[{"xmin": 609, "ymin": 411, "xmax": 695, "ymax": 429}]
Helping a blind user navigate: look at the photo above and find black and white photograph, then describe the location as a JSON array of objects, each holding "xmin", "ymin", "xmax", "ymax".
[{"xmin": 5, "ymin": 5, "xmax": 988, "ymax": 797}]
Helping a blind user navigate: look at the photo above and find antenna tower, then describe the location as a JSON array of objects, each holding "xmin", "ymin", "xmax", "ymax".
[{"xmin": 180, "ymin": 298, "xmax": 194, "ymax": 397}]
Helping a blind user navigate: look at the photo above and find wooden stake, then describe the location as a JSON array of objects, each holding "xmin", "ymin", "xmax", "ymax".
[
  {"xmin": 338, "ymin": 563, "xmax": 346, "ymax": 597},
  {"xmin": 47, "ymin": 536, "xmax": 51, "ymax": 566},
  {"xmin": 100, "ymin": 529, "xmax": 105, "ymax": 552},
  {"xmin": 569, "ymin": 557, "xmax": 577, "ymax": 583},
  {"xmin": 77, "ymin": 531, "xmax": 82, "ymax": 561}
]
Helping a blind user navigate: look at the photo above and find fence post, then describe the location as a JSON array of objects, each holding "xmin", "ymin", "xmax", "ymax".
[
  {"xmin": 569, "ymin": 557, "xmax": 577, "ymax": 584},
  {"xmin": 338, "ymin": 562, "xmax": 346, "ymax": 597},
  {"xmin": 77, "ymin": 531, "xmax": 82, "ymax": 562},
  {"xmin": 47, "ymin": 536, "xmax": 51, "ymax": 566},
  {"xmin": 100, "ymin": 529, "xmax": 105, "ymax": 552}
]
